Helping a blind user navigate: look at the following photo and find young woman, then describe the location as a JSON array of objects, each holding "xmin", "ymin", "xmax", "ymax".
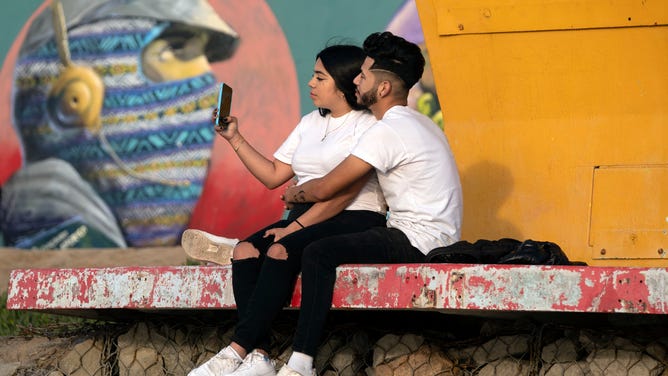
[{"xmin": 187, "ymin": 44, "xmax": 387, "ymax": 376}]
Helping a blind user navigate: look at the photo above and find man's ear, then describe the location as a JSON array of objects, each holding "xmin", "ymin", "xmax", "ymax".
[{"xmin": 378, "ymin": 80, "xmax": 391, "ymax": 98}]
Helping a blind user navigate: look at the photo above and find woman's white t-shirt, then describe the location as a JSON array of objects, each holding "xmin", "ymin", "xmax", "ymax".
[{"xmin": 274, "ymin": 110, "xmax": 386, "ymax": 214}]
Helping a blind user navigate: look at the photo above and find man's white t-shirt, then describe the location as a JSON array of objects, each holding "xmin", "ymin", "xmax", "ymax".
[
  {"xmin": 274, "ymin": 110, "xmax": 386, "ymax": 214},
  {"xmin": 351, "ymin": 105, "xmax": 463, "ymax": 254}
]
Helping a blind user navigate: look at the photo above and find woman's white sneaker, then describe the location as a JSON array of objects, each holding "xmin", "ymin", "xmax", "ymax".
[
  {"xmin": 229, "ymin": 350, "xmax": 276, "ymax": 376},
  {"xmin": 188, "ymin": 346, "xmax": 243, "ymax": 376},
  {"xmin": 181, "ymin": 229, "xmax": 239, "ymax": 265}
]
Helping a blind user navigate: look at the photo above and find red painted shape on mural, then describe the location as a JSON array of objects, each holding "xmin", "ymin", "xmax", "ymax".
[
  {"xmin": 7, "ymin": 264, "xmax": 668, "ymax": 315},
  {"xmin": 187, "ymin": 0, "xmax": 300, "ymax": 239}
]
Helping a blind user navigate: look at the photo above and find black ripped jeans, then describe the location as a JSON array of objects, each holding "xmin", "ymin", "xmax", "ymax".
[{"xmin": 230, "ymin": 204, "xmax": 386, "ymax": 353}]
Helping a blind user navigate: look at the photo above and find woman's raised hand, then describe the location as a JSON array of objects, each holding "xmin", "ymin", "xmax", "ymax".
[{"xmin": 211, "ymin": 108, "xmax": 239, "ymax": 140}]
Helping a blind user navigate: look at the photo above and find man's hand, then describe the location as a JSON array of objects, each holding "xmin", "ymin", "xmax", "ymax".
[
  {"xmin": 280, "ymin": 178, "xmax": 298, "ymax": 209},
  {"xmin": 284, "ymin": 184, "xmax": 307, "ymax": 204},
  {"xmin": 264, "ymin": 226, "xmax": 292, "ymax": 242}
]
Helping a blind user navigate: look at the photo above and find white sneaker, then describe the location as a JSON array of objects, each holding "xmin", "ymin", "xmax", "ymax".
[
  {"xmin": 229, "ymin": 350, "xmax": 276, "ymax": 376},
  {"xmin": 276, "ymin": 365, "xmax": 316, "ymax": 376},
  {"xmin": 182, "ymin": 229, "xmax": 239, "ymax": 265},
  {"xmin": 188, "ymin": 346, "xmax": 243, "ymax": 376}
]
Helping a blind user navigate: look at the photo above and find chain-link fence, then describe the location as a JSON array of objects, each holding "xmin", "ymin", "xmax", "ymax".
[{"xmin": 6, "ymin": 311, "xmax": 667, "ymax": 376}]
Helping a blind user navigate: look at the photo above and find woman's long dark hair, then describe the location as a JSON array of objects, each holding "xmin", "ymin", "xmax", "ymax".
[{"xmin": 316, "ymin": 44, "xmax": 367, "ymax": 116}]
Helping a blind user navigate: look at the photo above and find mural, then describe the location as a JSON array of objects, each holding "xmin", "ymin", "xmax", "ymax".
[
  {"xmin": 0, "ymin": 0, "xmax": 437, "ymax": 249},
  {"xmin": 0, "ymin": 0, "xmax": 299, "ymax": 248}
]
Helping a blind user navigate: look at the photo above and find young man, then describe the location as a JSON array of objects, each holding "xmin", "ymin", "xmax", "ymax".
[{"xmin": 277, "ymin": 31, "xmax": 463, "ymax": 376}]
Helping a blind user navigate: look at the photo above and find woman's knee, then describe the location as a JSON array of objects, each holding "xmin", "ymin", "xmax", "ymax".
[
  {"xmin": 233, "ymin": 241, "xmax": 260, "ymax": 260},
  {"xmin": 266, "ymin": 243, "xmax": 288, "ymax": 260}
]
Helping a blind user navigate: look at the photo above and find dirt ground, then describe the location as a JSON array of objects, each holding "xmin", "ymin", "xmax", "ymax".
[{"xmin": 1, "ymin": 246, "xmax": 192, "ymax": 373}]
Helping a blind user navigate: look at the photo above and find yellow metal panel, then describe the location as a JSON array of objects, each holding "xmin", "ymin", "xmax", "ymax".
[
  {"xmin": 589, "ymin": 165, "xmax": 668, "ymax": 260},
  {"xmin": 435, "ymin": 0, "xmax": 668, "ymax": 35},
  {"xmin": 416, "ymin": 0, "xmax": 668, "ymax": 266}
]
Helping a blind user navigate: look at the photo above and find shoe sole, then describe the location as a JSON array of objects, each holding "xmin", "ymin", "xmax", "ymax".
[{"xmin": 181, "ymin": 229, "xmax": 234, "ymax": 265}]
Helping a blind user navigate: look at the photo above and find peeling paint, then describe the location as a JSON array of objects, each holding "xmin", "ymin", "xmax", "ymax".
[
  {"xmin": 641, "ymin": 269, "xmax": 668, "ymax": 311},
  {"xmin": 412, "ymin": 286, "xmax": 436, "ymax": 308},
  {"xmin": 6, "ymin": 264, "xmax": 668, "ymax": 314}
]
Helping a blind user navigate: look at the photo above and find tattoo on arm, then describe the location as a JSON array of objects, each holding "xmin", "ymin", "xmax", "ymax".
[{"xmin": 294, "ymin": 189, "xmax": 306, "ymax": 203}]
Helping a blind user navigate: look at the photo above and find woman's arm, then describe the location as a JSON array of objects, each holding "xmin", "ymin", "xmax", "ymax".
[{"xmin": 215, "ymin": 114, "xmax": 294, "ymax": 189}]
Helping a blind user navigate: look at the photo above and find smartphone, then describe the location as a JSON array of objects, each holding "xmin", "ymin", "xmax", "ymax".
[{"xmin": 216, "ymin": 83, "xmax": 233, "ymax": 129}]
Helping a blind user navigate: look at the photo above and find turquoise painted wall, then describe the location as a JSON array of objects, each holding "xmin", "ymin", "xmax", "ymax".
[
  {"xmin": 265, "ymin": 0, "xmax": 404, "ymax": 113},
  {"xmin": 0, "ymin": 2, "xmax": 40, "ymax": 60}
]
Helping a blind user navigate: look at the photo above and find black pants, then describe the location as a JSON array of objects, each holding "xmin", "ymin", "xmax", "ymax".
[
  {"xmin": 292, "ymin": 226, "xmax": 426, "ymax": 356},
  {"xmin": 230, "ymin": 204, "xmax": 386, "ymax": 353}
]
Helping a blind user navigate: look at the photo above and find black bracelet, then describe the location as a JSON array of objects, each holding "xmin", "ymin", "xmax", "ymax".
[{"xmin": 294, "ymin": 219, "xmax": 305, "ymax": 228}]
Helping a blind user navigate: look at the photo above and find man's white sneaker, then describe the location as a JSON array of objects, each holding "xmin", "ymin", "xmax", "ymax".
[
  {"xmin": 230, "ymin": 350, "xmax": 276, "ymax": 376},
  {"xmin": 181, "ymin": 229, "xmax": 239, "ymax": 265},
  {"xmin": 276, "ymin": 365, "xmax": 316, "ymax": 376},
  {"xmin": 188, "ymin": 346, "xmax": 243, "ymax": 376}
]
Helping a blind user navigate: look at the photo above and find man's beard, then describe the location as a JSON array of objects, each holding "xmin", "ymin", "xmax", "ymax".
[{"xmin": 358, "ymin": 86, "xmax": 378, "ymax": 107}]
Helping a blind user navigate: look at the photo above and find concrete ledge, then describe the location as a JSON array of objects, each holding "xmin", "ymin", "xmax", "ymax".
[
  {"xmin": 7, "ymin": 264, "xmax": 668, "ymax": 315},
  {"xmin": 0, "ymin": 246, "xmax": 187, "ymax": 295}
]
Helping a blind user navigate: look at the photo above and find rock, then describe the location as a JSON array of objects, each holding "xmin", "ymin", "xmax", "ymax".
[
  {"xmin": 408, "ymin": 344, "xmax": 458, "ymax": 376},
  {"xmin": 446, "ymin": 344, "xmax": 476, "ymax": 363},
  {"xmin": 315, "ymin": 334, "xmax": 345, "ymax": 371},
  {"xmin": 331, "ymin": 346, "xmax": 362, "ymax": 376},
  {"xmin": 372, "ymin": 343, "xmax": 458, "ymax": 376},
  {"xmin": 587, "ymin": 349, "xmax": 662, "ymax": 376},
  {"xmin": 541, "ymin": 338, "xmax": 579, "ymax": 363},
  {"xmin": 477, "ymin": 358, "xmax": 531, "ymax": 376},
  {"xmin": 136, "ymin": 347, "xmax": 165, "ymax": 376},
  {"xmin": 328, "ymin": 331, "xmax": 369, "ymax": 376},
  {"xmin": 646, "ymin": 341, "xmax": 667, "ymax": 363},
  {"xmin": 117, "ymin": 323, "xmax": 165, "ymax": 375},
  {"xmin": 540, "ymin": 362, "xmax": 589, "ymax": 376},
  {"xmin": 473, "ymin": 335, "xmax": 530, "ymax": 364},
  {"xmin": 373, "ymin": 334, "xmax": 424, "ymax": 367},
  {"xmin": 58, "ymin": 337, "xmax": 105, "ymax": 376}
]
